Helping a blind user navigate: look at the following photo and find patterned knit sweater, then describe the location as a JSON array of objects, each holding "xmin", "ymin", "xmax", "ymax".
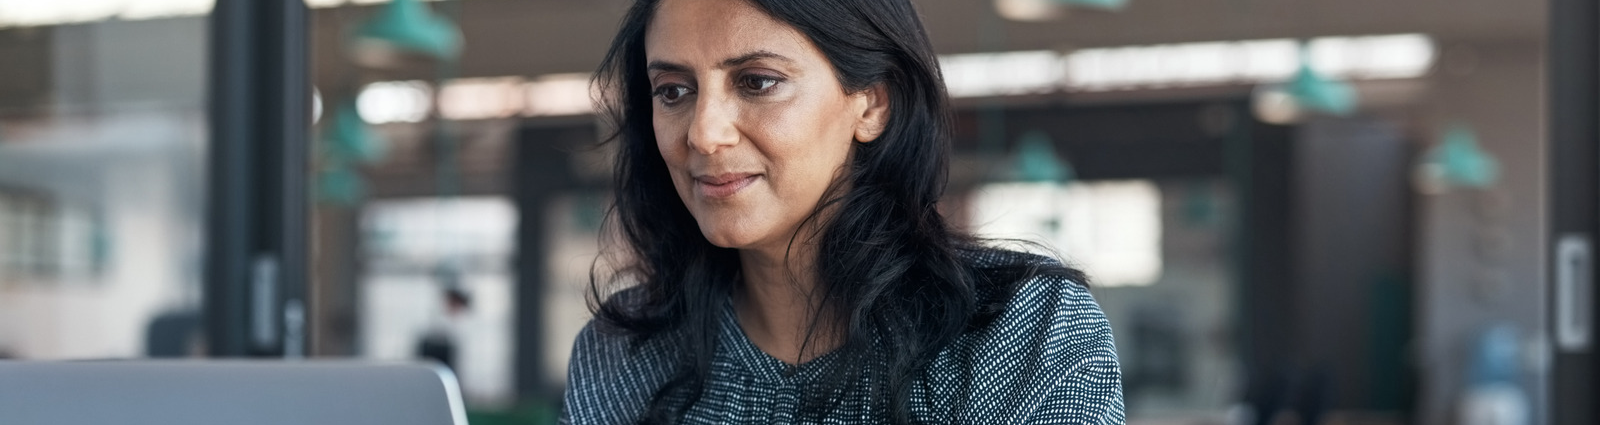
[{"xmin": 562, "ymin": 252, "xmax": 1124, "ymax": 424}]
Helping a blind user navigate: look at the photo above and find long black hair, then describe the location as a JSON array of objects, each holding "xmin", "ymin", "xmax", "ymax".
[{"xmin": 589, "ymin": 0, "xmax": 1086, "ymax": 423}]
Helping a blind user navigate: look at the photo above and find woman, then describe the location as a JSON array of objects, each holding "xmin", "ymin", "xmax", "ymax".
[{"xmin": 563, "ymin": 0, "xmax": 1123, "ymax": 423}]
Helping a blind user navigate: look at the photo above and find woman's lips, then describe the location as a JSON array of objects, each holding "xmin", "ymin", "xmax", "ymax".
[{"xmin": 695, "ymin": 173, "xmax": 760, "ymax": 199}]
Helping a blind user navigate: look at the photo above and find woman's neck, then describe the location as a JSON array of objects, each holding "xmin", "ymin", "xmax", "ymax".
[{"xmin": 734, "ymin": 243, "xmax": 837, "ymax": 365}]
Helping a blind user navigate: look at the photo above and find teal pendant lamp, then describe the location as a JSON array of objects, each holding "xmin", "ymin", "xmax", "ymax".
[
  {"xmin": 316, "ymin": 165, "xmax": 366, "ymax": 206},
  {"xmin": 1286, "ymin": 63, "xmax": 1357, "ymax": 115},
  {"xmin": 1255, "ymin": 44, "xmax": 1359, "ymax": 121},
  {"xmin": 315, "ymin": 102, "xmax": 387, "ymax": 206},
  {"xmin": 351, "ymin": 0, "xmax": 462, "ymax": 65},
  {"xmin": 1006, "ymin": 131, "xmax": 1075, "ymax": 184},
  {"xmin": 1421, "ymin": 124, "xmax": 1500, "ymax": 190},
  {"xmin": 321, "ymin": 102, "xmax": 388, "ymax": 164}
]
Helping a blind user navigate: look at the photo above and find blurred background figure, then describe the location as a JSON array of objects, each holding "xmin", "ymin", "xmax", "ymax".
[
  {"xmin": 416, "ymin": 265, "xmax": 471, "ymax": 372},
  {"xmin": 0, "ymin": 0, "xmax": 1594, "ymax": 425}
]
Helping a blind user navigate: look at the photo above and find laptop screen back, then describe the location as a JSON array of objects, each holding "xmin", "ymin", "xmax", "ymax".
[{"xmin": 0, "ymin": 360, "xmax": 467, "ymax": 425}]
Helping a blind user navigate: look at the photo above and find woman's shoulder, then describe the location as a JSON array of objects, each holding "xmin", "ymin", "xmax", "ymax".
[
  {"xmin": 961, "ymin": 247, "xmax": 1114, "ymax": 359},
  {"xmin": 917, "ymin": 248, "xmax": 1121, "ymax": 422},
  {"xmin": 978, "ymin": 260, "xmax": 1123, "ymax": 422},
  {"xmin": 561, "ymin": 290, "xmax": 680, "ymax": 424}
]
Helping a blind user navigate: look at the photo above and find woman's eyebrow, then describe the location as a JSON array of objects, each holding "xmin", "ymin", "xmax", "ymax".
[
  {"xmin": 719, "ymin": 50, "xmax": 792, "ymax": 68},
  {"xmin": 646, "ymin": 50, "xmax": 794, "ymax": 74},
  {"xmin": 647, "ymin": 60, "xmax": 692, "ymax": 74}
]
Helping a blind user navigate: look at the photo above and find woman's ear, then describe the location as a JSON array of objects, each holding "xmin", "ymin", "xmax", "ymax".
[{"xmin": 853, "ymin": 84, "xmax": 890, "ymax": 143}]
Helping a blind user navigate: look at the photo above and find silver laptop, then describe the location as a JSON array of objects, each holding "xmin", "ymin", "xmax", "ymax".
[{"xmin": 0, "ymin": 360, "xmax": 468, "ymax": 425}]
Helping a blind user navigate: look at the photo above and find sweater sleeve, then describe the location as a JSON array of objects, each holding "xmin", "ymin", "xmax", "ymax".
[
  {"xmin": 1023, "ymin": 347, "xmax": 1125, "ymax": 424},
  {"xmin": 1015, "ymin": 272, "xmax": 1125, "ymax": 425}
]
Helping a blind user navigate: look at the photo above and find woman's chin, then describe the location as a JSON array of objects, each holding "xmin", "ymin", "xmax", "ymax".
[
  {"xmin": 696, "ymin": 222, "xmax": 777, "ymax": 251},
  {"xmin": 700, "ymin": 230, "xmax": 759, "ymax": 250}
]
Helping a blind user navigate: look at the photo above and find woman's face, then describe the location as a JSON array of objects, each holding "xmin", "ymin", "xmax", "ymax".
[{"xmin": 644, "ymin": 0, "xmax": 888, "ymax": 253}]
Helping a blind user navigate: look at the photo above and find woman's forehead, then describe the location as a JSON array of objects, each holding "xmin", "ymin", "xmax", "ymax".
[{"xmin": 643, "ymin": 0, "xmax": 817, "ymax": 68}]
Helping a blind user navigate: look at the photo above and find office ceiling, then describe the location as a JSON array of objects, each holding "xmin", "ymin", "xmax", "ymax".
[{"xmin": 310, "ymin": 0, "xmax": 1544, "ymax": 86}]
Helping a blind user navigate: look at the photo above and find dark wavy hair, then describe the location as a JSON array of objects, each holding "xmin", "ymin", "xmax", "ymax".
[{"xmin": 589, "ymin": 0, "xmax": 1085, "ymax": 423}]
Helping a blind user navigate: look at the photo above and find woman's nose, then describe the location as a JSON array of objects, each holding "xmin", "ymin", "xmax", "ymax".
[{"xmin": 686, "ymin": 92, "xmax": 739, "ymax": 155}]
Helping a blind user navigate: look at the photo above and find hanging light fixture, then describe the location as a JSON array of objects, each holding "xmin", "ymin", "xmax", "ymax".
[
  {"xmin": 988, "ymin": 131, "xmax": 1076, "ymax": 184},
  {"xmin": 315, "ymin": 101, "xmax": 389, "ymax": 206},
  {"xmin": 1252, "ymin": 43, "xmax": 1359, "ymax": 123},
  {"xmin": 321, "ymin": 101, "xmax": 389, "ymax": 164},
  {"xmin": 1007, "ymin": 130, "xmax": 1076, "ymax": 183},
  {"xmin": 1414, "ymin": 124, "xmax": 1500, "ymax": 194},
  {"xmin": 348, "ymin": 0, "xmax": 462, "ymax": 68},
  {"xmin": 316, "ymin": 165, "xmax": 365, "ymax": 206},
  {"xmin": 1284, "ymin": 62, "xmax": 1357, "ymax": 115}
]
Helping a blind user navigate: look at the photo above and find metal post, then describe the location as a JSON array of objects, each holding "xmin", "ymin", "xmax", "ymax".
[
  {"xmin": 1549, "ymin": 0, "xmax": 1598, "ymax": 421},
  {"xmin": 205, "ymin": 0, "xmax": 310, "ymax": 358}
]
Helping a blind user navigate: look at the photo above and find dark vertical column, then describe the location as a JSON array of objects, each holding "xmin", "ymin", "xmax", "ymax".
[
  {"xmin": 1234, "ymin": 116, "xmax": 1297, "ymax": 418},
  {"xmin": 512, "ymin": 126, "xmax": 572, "ymax": 399},
  {"xmin": 1550, "ymin": 0, "xmax": 1598, "ymax": 421},
  {"xmin": 205, "ymin": 0, "xmax": 310, "ymax": 358}
]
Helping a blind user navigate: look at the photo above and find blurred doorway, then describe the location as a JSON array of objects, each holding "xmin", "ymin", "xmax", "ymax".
[{"xmin": 955, "ymin": 100, "xmax": 1416, "ymax": 423}]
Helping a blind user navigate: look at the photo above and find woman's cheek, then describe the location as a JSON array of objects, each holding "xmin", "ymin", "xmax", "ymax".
[{"xmin": 653, "ymin": 117, "xmax": 687, "ymax": 163}]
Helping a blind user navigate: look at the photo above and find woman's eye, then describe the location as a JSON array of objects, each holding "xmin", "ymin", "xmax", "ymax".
[
  {"xmin": 738, "ymin": 75, "xmax": 780, "ymax": 93},
  {"xmin": 653, "ymin": 85, "xmax": 693, "ymax": 105}
]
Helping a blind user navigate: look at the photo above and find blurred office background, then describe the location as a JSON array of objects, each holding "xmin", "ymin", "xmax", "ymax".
[{"xmin": 0, "ymin": 0, "xmax": 1595, "ymax": 424}]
